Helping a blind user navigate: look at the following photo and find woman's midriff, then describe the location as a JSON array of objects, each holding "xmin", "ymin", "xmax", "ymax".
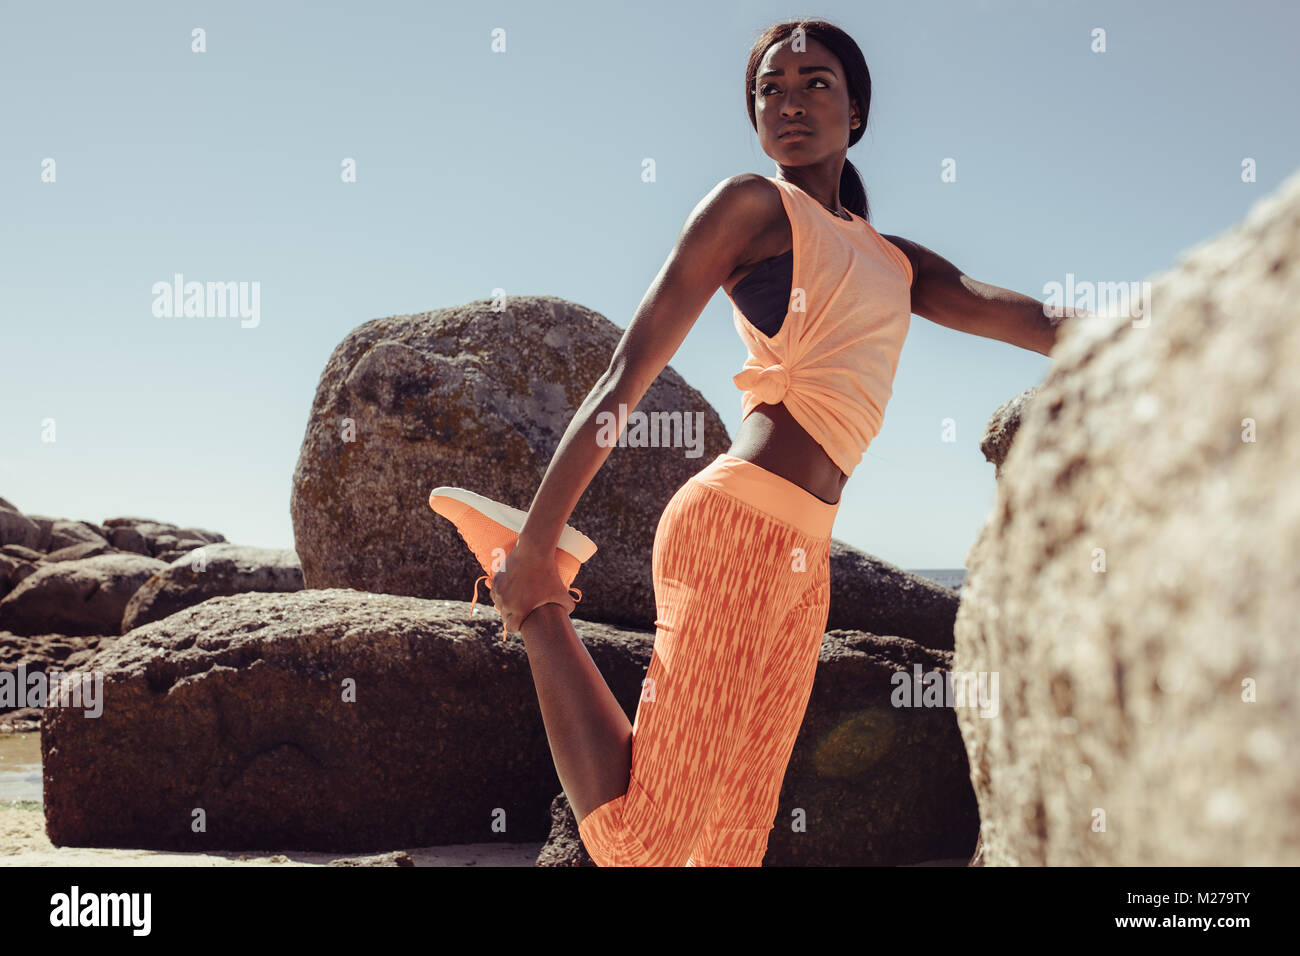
[{"xmin": 724, "ymin": 401, "xmax": 848, "ymax": 506}]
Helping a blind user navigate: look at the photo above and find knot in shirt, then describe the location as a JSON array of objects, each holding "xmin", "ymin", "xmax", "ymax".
[{"xmin": 732, "ymin": 363, "xmax": 790, "ymax": 405}]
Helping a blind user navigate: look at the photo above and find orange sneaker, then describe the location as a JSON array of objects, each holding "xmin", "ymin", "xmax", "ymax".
[{"xmin": 429, "ymin": 486, "xmax": 597, "ymax": 641}]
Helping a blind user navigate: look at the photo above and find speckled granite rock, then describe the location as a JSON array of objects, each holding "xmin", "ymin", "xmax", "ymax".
[
  {"xmin": 979, "ymin": 387, "xmax": 1040, "ymax": 479},
  {"xmin": 119, "ymin": 544, "xmax": 304, "ymax": 633},
  {"xmin": 0, "ymin": 554, "xmax": 168, "ymax": 637},
  {"xmin": 289, "ymin": 295, "xmax": 731, "ymax": 631},
  {"xmin": 826, "ymin": 542, "xmax": 959, "ymax": 651},
  {"xmin": 955, "ymin": 169, "xmax": 1300, "ymax": 866},
  {"xmin": 42, "ymin": 588, "xmax": 653, "ymax": 852},
  {"xmin": 0, "ymin": 630, "xmax": 115, "ymax": 727}
]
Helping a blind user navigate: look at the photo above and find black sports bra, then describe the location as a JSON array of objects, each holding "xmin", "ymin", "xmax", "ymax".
[{"xmin": 730, "ymin": 249, "xmax": 793, "ymax": 337}]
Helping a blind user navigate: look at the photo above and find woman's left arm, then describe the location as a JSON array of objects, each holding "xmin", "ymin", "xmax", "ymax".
[{"xmin": 880, "ymin": 234, "xmax": 1087, "ymax": 356}]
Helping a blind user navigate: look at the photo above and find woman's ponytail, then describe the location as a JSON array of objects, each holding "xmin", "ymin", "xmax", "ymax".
[{"xmin": 840, "ymin": 158, "xmax": 871, "ymax": 223}]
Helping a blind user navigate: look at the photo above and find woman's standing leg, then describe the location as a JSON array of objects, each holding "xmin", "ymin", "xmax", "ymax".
[
  {"xmin": 684, "ymin": 539, "xmax": 832, "ymax": 866},
  {"xmin": 576, "ymin": 479, "xmax": 813, "ymax": 866}
]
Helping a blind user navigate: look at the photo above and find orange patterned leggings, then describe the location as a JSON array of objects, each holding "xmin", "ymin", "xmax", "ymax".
[{"xmin": 577, "ymin": 453, "xmax": 840, "ymax": 866}]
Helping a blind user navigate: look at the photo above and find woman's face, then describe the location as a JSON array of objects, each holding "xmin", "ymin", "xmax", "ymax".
[{"xmin": 754, "ymin": 37, "xmax": 858, "ymax": 164}]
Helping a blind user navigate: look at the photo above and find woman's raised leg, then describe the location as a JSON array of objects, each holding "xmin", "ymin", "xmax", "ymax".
[{"xmin": 517, "ymin": 602, "xmax": 633, "ymax": 823}]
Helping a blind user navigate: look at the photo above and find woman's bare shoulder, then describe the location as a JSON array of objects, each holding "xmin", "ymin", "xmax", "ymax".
[
  {"xmin": 695, "ymin": 174, "xmax": 789, "ymax": 270},
  {"xmin": 709, "ymin": 173, "xmax": 784, "ymax": 223}
]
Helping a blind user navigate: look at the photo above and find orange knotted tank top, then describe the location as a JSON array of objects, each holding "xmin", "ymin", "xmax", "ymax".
[{"xmin": 724, "ymin": 175, "xmax": 914, "ymax": 478}]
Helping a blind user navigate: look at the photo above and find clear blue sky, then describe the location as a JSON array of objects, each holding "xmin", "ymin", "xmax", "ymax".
[{"xmin": 2, "ymin": 0, "xmax": 1296, "ymax": 570}]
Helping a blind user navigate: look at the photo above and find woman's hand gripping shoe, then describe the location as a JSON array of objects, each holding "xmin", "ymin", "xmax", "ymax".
[{"xmin": 429, "ymin": 486, "xmax": 597, "ymax": 641}]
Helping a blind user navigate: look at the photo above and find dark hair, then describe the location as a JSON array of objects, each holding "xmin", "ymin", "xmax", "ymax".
[{"xmin": 745, "ymin": 20, "xmax": 873, "ymax": 223}]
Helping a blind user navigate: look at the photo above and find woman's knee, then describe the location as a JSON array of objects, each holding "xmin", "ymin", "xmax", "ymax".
[{"xmin": 577, "ymin": 789, "xmax": 696, "ymax": 867}]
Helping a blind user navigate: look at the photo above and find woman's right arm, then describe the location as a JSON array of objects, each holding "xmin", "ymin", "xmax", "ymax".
[{"xmin": 513, "ymin": 173, "xmax": 771, "ymax": 559}]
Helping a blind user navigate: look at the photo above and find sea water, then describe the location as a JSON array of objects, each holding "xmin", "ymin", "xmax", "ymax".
[
  {"xmin": 908, "ymin": 568, "xmax": 966, "ymax": 591},
  {"xmin": 0, "ymin": 731, "xmax": 42, "ymax": 805}
]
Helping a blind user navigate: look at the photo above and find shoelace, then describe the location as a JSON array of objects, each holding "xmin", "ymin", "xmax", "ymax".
[{"xmin": 469, "ymin": 573, "xmax": 583, "ymax": 641}]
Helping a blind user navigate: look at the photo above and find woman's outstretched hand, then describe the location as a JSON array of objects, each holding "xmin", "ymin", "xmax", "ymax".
[{"xmin": 489, "ymin": 539, "xmax": 575, "ymax": 635}]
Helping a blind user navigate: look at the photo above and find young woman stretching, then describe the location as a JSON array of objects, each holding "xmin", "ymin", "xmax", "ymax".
[{"xmin": 434, "ymin": 19, "xmax": 1071, "ymax": 866}]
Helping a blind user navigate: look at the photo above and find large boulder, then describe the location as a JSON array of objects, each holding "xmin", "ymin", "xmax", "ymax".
[
  {"xmin": 0, "ymin": 552, "xmax": 40, "ymax": 599},
  {"xmin": 768, "ymin": 630, "xmax": 980, "ymax": 865},
  {"xmin": 45, "ymin": 541, "xmax": 116, "ymax": 563},
  {"xmin": 539, "ymin": 630, "xmax": 980, "ymax": 866},
  {"xmin": 120, "ymin": 544, "xmax": 305, "ymax": 632},
  {"xmin": 0, "ymin": 553, "xmax": 167, "ymax": 637},
  {"xmin": 0, "ymin": 554, "xmax": 28, "ymax": 599},
  {"xmin": 43, "ymin": 519, "xmax": 109, "ymax": 553},
  {"xmin": 290, "ymin": 295, "xmax": 731, "ymax": 630},
  {"xmin": 826, "ymin": 542, "xmax": 959, "ymax": 651},
  {"xmin": 0, "ymin": 505, "xmax": 44, "ymax": 551},
  {"xmin": 0, "ymin": 544, "xmax": 42, "ymax": 562},
  {"xmin": 955, "ymin": 170, "xmax": 1300, "ymax": 866},
  {"xmin": 42, "ymin": 588, "xmax": 653, "ymax": 852}
]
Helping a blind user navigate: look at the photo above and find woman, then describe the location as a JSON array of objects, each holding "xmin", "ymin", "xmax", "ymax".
[{"xmin": 455, "ymin": 19, "xmax": 1069, "ymax": 866}]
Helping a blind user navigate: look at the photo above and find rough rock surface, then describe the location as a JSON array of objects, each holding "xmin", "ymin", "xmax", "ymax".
[
  {"xmin": 42, "ymin": 586, "xmax": 977, "ymax": 861},
  {"xmin": 0, "ymin": 554, "xmax": 168, "ymax": 637},
  {"xmin": 534, "ymin": 792, "xmax": 590, "ymax": 867},
  {"xmin": 120, "ymin": 544, "xmax": 305, "ymax": 633},
  {"xmin": 826, "ymin": 542, "xmax": 959, "ymax": 650},
  {"xmin": 979, "ymin": 387, "xmax": 1040, "ymax": 479},
  {"xmin": 1, "ymin": 544, "xmax": 43, "ymax": 563},
  {"xmin": 955, "ymin": 170, "xmax": 1300, "ymax": 866},
  {"xmin": 0, "ymin": 508, "xmax": 44, "ymax": 551},
  {"xmin": 42, "ymin": 589, "xmax": 653, "ymax": 852},
  {"xmin": 45, "ymin": 542, "xmax": 114, "ymax": 563},
  {"xmin": 43, "ymin": 519, "xmax": 108, "ymax": 553},
  {"xmin": 0, "ymin": 631, "xmax": 115, "ymax": 727}
]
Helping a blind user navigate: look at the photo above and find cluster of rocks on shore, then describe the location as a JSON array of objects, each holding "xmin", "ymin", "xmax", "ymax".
[{"xmin": 5, "ymin": 168, "xmax": 1296, "ymax": 866}]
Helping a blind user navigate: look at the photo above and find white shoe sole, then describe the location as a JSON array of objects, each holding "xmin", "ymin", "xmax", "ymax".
[{"xmin": 428, "ymin": 486, "xmax": 598, "ymax": 563}]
